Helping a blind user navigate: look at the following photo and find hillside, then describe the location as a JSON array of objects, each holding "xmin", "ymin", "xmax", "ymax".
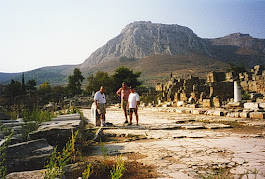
[
  {"xmin": 207, "ymin": 33, "xmax": 265, "ymax": 67},
  {"xmin": 82, "ymin": 54, "xmax": 229, "ymax": 86},
  {"xmin": 0, "ymin": 65, "xmax": 76, "ymax": 86}
]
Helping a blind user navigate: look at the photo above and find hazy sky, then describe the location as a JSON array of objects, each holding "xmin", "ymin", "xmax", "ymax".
[{"xmin": 0, "ymin": 0, "xmax": 265, "ymax": 73}]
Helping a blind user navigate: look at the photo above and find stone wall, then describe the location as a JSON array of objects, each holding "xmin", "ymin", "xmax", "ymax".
[
  {"xmin": 240, "ymin": 65, "xmax": 265, "ymax": 94},
  {"xmin": 207, "ymin": 72, "xmax": 226, "ymax": 83},
  {"xmin": 157, "ymin": 65, "xmax": 265, "ymax": 105}
]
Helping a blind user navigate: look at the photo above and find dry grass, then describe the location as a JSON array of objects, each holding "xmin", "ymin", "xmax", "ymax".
[{"xmin": 84, "ymin": 157, "xmax": 158, "ymax": 179}]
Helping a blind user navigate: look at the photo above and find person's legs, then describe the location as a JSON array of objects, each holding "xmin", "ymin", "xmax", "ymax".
[
  {"xmin": 98, "ymin": 103, "xmax": 106, "ymax": 127},
  {"xmin": 122, "ymin": 100, "xmax": 128, "ymax": 122},
  {"xmin": 135, "ymin": 110, "xmax": 139, "ymax": 125},
  {"xmin": 100, "ymin": 113, "xmax": 106, "ymax": 126},
  {"xmin": 123, "ymin": 109, "xmax": 128, "ymax": 121},
  {"xmin": 129, "ymin": 108, "xmax": 133, "ymax": 124}
]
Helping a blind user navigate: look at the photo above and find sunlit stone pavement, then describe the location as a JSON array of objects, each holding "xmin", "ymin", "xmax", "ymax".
[{"xmin": 82, "ymin": 106, "xmax": 265, "ymax": 178}]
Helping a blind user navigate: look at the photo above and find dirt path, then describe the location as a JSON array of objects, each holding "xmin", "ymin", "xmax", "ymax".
[{"xmin": 81, "ymin": 106, "xmax": 265, "ymax": 178}]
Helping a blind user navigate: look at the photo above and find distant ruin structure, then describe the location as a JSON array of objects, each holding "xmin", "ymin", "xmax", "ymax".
[{"xmin": 156, "ymin": 65, "xmax": 265, "ymax": 107}]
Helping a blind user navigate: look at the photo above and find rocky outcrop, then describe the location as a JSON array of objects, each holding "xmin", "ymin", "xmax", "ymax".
[
  {"xmin": 208, "ymin": 33, "xmax": 265, "ymax": 67},
  {"xmin": 209, "ymin": 33, "xmax": 265, "ymax": 54},
  {"xmin": 81, "ymin": 21, "xmax": 213, "ymax": 68}
]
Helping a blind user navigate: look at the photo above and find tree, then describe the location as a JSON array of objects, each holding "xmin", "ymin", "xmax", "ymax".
[
  {"xmin": 112, "ymin": 66, "xmax": 142, "ymax": 91},
  {"xmin": 26, "ymin": 79, "xmax": 37, "ymax": 98},
  {"xmin": 39, "ymin": 81, "xmax": 51, "ymax": 94},
  {"xmin": 22, "ymin": 73, "xmax": 26, "ymax": 94},
  {"xmin": 85, "ymin": 67, "xmax": 142, "ymax": 96},
  {"xmin": 4, "ymin": 79, "xmax": 23, "ymax": 97},
  {"xmin": 67, "ymin": 68, "xmax": 84, "ymax": 96},
  {"xmin": 26, "ymin": 79, "xmax": 37, "ymax": 91},
  {"xmin": 86, "ymin": 71, "xmax": 113, "ymax": 95},
  {"xmin": 51, "ymin": 86, "xmax": 66, "ymax": 102},
  {"xmin": 227, "ymin": 63, "xmax": 246, "ymax": 73}
]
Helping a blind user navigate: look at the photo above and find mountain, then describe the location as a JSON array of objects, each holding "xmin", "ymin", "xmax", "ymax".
[
  {"xmin": 207, "ymin": 33, "xmax": 265, "ymax": 67},
  {"xmin": 1, "ymin": 21, "xmax": 265, "ymax": 86},
  {"xmin": 81, "ymin": 21, "xmax": 213, "ymax": 68},
  {"xmin": 0, "ymin": 65, "xmax": 76, "ymax": 86},
  {"xmin": 80, "ymin": 21, "xmax": 265, "ymax": 75},
  {"xmin": 0, "ymin": 72, "xmax": 21, "ymax": 83}
]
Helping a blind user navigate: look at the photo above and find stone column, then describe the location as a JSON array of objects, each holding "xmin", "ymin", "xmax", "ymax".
[{"xmin": 234, "ymin": 81, "xmax": 242, "ymax": 102}]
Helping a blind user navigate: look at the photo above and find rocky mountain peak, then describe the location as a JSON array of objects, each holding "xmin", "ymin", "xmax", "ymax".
[
  {"xmin": 210, "ymin": 32, "xmax": 265, "ymax": 54},
  {"xmin": 227, "ymin": 33, "xmax": 250, "ymax": 38},
  {"xmin": 81, "ymin": 21, "xmax": 213, "ymax": 68}
]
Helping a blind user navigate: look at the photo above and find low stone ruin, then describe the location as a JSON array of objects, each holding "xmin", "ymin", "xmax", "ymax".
[
  {"xmin": 154, "ymin": 65, "xmax": 265, "ymax": 119},
  {"xmin": 0, "ymin": 113, "xmax": 84, "ymax": 174},
  {"xmin": 156, "ymin": 65, "xmax": 265, "ymax": 107}
]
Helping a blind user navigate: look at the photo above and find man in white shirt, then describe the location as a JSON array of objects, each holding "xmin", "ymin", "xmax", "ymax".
[
  {"xmin": 127, "ymin": 86, "xmax": 140, "ymax": 125},
  {"xmin": 94, "ymin": 86, "xmax": 106, "ymax": 127}
]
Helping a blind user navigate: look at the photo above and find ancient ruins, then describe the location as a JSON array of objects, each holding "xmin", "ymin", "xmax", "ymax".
[{"xmin": 155, "ymin": 65, "xmax": 265, "ymax": 118}]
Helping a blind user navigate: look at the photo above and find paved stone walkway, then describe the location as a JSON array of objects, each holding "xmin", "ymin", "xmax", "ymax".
[{"xmin": 82, "ymin": 106, "xmax": 265, "ymax": 179}]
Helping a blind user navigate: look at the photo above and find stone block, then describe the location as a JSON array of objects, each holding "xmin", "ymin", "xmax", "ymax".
[
  {"xmin": 52, "ymin": 113, "xmax": 80, "ymax": 121},
  {"xmin": 259, "ymin": 103, "xmax": 265, "ymax": 109},
  {"xmin": 192, "ymin": 109, "xmax": 205, "ymax": 115},
  {"xmin": 185, "ymin": 110, "xmax": 191, "ymax": 114},
  {"xmin": 244, "ymin": 102, "xmax": 259, "ymax": 109},
  {"xmin": 256, "ymin": 98, "xmax": 265, "ymax": 103},
  {"xmin": 63, "ymin": 162, "xmax": 87, "ymax": 179},
  {"xmin": 181, "ymin": 124, "xmax": 205, "ymax": 130},
  {"xmin": 213, "ymin": 97, "xmax": 221, "ymax": 107},
  {"xmin": 29, "ymin": 119, "xmax": 81, "ymax": 149},
  {"xmin": 176, "ymin": 109, "xmax": 186, "ymax": 114},
  {"xmin": 239, "ymin": 111, "xmax": 250, "ymax": 118},
  {"xmin": 205, "ymin": 123, "xmax": 231, "ymax": 129},
  {"xmin": 249, "ymin": 112, "xmax": 265, "ymax": 119},
  {"xmin": 6, "ymin": 169, "xmax": 45, "ymax": 179},
  {"xmin": 213, "ymin": 110, "xmax": 224, "ymax": 116},
  {"xmin": 177, "ymin": 101, "xmax": 184, "ymax": 107},
  {"xmin": 234, "ymin": 112, "xmax": 241, "ymax": 118},
  {"xmin": 203, "ymin": 99, "xmax": 213, "ymax": 108},
  {"xmin": 6, "ymin": 138, "xmax": 53, "ymax": 173},
  {"xmin": 228, "ymin": 102, "xmax": 242, "ymax": 107}
]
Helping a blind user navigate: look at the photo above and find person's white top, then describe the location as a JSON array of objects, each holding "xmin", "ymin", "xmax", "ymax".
[
  {"xmin": 128, "ymin": 92, "xmax": 140, "ymax": 108},
  {"xmin": 94, "ymin": 91, "xmax": 106, "ymax": 104}
]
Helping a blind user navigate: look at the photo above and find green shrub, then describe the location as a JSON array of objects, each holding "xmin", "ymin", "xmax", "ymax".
[
  {"xmin": 22, "ymin": 109, "xmax": 54, "ymax": 123},
  {"xmin": 100, "ymin": 140, "xmax": 108, "ymax": 159},
  {"xmin": 0, "ymin": 133, "xmax": 12, "ymax": 178},
  {"xmin": 0, "ymin": 125, "xmax": 12, "ymax": 137},
  {"xmin": 20, "ymin": 122, "xmax": 39, "ymax": 141},
  {"xmin": 242, "ymin": 92, "xmax": 251, "ymax": 100},
  {"xmin": 82, "ymin": 163, "xmax": 93, "ymax": 179},
  {"xmin": 110, "ymin": 155, "xmax": 125, "ymax": 179},
  {"xmin": 44, "ymin": 130, "xmax": 79, "ymax": 178}
]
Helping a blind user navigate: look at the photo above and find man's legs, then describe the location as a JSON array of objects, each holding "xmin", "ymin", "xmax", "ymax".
[
  {"xmin": 135, "ymin": 110, "xmax": 139, "ymax": 125},
  {"xmin": 123, "ymin": 109, "xmax": 128, "ymax": 122},
  {"xmin": 122, "ymin": 100, "xmax": 128, "ymax": 123},
  {"xmin": 98, "ymin": 103, "xmax": 106, "ymax": 127},
  {"xmin": 129, "ymin": 109, "xmax": 133, "ymax": 125},
  {"xmin": 100, "ymin": 114, "xmax": 105, "ymax": 126}
]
